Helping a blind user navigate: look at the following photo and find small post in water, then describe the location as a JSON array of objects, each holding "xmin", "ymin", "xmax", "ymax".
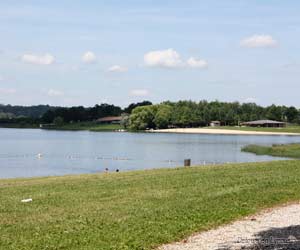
[{"xmin": 184, "ymin": 159, "xmax": 191, "ymax": 167}]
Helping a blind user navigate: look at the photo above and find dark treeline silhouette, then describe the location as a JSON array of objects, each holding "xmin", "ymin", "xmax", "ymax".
[
  {"xmin": 42, "ymin": 101, "xmax": 152, "ymax": 123},
  {"xmin": 0, "ymin": 101, "xmax": 152, "ymax": 124},
  {"xmin": 0, "ymin": 104, "xmax": 53, "ymax": 118},
  {"xmin": 129, "ymin": 100, "xmax": 300, "ymax": 130}
]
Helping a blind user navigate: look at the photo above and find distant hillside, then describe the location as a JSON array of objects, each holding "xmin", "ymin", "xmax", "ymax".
[{"xmin": 0, "ymin": 104, "xmax": 54, "ymax": 118}]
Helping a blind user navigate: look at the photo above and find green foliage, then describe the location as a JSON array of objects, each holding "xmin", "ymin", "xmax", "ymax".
[
  {"xmin": 0, "ymin": 104, "xmax": 52, "ymax": 118},
  {"xmin": 154, "ymin": 104, "xmax": 173, "ymax": 129},
  {"xmin": 120, "ymin": 113, "xmax": 130, "ymax": 128},
  {"xmin": 53, "ymin": 116, "xmax": 64, "ymax": 125},
  {"xmin": 1, "ymin": 160, "xmax": 300, "ymax": 249},
  {"xmin": 242, "ymin": 144, "xmax": 300, "ymax": 158},
  {"xmin": 129, "ymin": 100, "xmax": 300, "ymax": 130},
  {"xmin": 129, "ymin": 105, "xmax": 157, "ymax": 130},
  {"xmin": 1, "ymin": 100, "xmax": 300, "ymax": 129},
  {"xmin": 123, "ymin": 101, "xmax": 152, "ymax": 114}
]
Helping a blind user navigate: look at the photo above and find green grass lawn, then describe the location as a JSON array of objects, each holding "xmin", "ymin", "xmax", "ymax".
[
  {"xmin": 1, "ymin": 160, "xmax": 300, "ymax": 249},
  {"xmin": 208, "ymin": 125, "xmax": 300, "ymax": 133},
  {"xmin": 43, "ymin": 122, "xmax": 122, "ymax": 132},
  {"xmin": 242, "ymin": 144, "xmax": 300, "ymax": 159}
]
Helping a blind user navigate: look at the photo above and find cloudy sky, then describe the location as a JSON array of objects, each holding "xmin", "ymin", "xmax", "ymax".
[{"xmin": 0, "ymin": 0, "xmax": 299, "ymax": 107}]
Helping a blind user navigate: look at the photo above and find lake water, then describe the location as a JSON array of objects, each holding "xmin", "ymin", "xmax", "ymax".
[{"xmin": 1, "ymin": 128, "xmax": 300, "ymax": 179}]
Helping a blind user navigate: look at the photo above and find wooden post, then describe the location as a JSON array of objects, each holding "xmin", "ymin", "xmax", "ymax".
[{"xmin": 184, "ymin": 159, "xmax": 191, "ymax": 167}]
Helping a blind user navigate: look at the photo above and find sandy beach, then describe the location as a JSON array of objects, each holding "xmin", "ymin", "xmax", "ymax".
[{"xmin": 152, "ymin": 128, "xmax": 300, "ymax": 136}]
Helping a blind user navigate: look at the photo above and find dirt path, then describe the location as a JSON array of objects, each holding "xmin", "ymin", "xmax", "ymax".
[{"xmin": 159, "ymin": 203, "xmax": 300, "ymax": 250}]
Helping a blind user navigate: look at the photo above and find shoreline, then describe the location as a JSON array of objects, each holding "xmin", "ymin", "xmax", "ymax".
[{"xmin": 152, "ymin": 128, "xmax": 300, "ymax": 136}]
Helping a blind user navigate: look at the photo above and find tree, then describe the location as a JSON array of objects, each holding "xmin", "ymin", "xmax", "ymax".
[
  {"xmin": 285, "ymin": 106, "xmax": 299, "ymax": 123},
  {"xmin": 53, "ymin": 116, "xmax": 64, "ymax": 126},
  {"xmin": 129, "ymin": 105, "xmax": 157, "ymax": 130},
  {"xmin": 120, "ymin": 113, "xmax": 130, "ymax": 128},
  {"xmin": 154, "ymin": 105, "xmax": 173, "ymax": 129},
  {"xmin": 124, "ymin": 101, "xmax": 152, "ymax": 114}
]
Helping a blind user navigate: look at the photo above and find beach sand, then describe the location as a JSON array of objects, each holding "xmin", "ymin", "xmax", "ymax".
[{"xmin": 152, "ymin": 128, "xmax": 300, "ymax": 136}]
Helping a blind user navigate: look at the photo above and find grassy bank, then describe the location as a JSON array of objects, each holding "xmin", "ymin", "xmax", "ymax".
[
  {"xmin": 1, "ymin": 160, "xmax": 300, "ymax": 249},
  {"xmin": 0, "ymin": 123, "xmax": 39, "ymax": 129},
  {"xmin": 208, "ymin": 125, "xmax": 300, "ymax": 134},
  {"xmin": 43, "ymin": 122, "xmax": 122, "ymax": 132},
  {"xmin": 242, "ymin": 144, "xmax": 300, "ymax": 158},
  {"xmin": 0, "ymin": 122, "xmax": 123, "ymax": 132}
]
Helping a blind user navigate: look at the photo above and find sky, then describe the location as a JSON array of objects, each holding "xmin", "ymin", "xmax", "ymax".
[{"xmin": 0, "ymin": 0, "xmax": 299, "ymax": 107}]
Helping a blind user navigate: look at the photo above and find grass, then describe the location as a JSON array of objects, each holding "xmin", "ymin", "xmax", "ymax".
[
  {"xmin": 42, "ymin": 122, "xmax": 122, "ymax": 132},
  {"xmin": 208, "ymin": 125, "xmax": 300, "ymax": 133},
  {"xmin": 242, "ymin": 143, "xmax": 300, "ymax": 159},
  {"xmin": 1, "ymin": 160, "xmax": 300, "ymax": 249},
  {"xmin": 0, "ymin": 123, "xmax": 40, "ymax": 129}
]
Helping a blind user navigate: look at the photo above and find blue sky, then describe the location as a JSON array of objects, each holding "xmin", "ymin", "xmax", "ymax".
[{"xmin": 0, "ymin": 0, "xmax": 299, "ymax": 107}]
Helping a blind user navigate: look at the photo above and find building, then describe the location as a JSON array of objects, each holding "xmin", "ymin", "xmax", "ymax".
[
  {"xmin": 97, "ymin": 116, "xmax": 122, "ymax": 124},
  {"xmin": 240, "ymin": 120, "xmax": 286, "ymax": 128},
  {"xmin": 210, "ymin": 121, "xmax": 221, "ymax": 127}
]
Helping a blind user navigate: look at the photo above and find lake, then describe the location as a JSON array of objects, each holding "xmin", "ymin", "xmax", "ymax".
[{"xmin": 1, "ymin": 128, "xmax": 300, "ymax": 179}]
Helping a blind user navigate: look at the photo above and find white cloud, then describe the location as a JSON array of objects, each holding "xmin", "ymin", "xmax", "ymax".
[
  {"xmin": 144, "ymin": 49, "xmax": 208, "ymax": 69},
  {"xmin": 82, "ymin": 51, "xmax": 97, "ymax": 64},
  {"xmin": 22, "ymin": 53, "xmax": 55, "ymax": 65},
  {"xmin": 47, "ymin": 89, "xmax": 64, "ymax": 97},
  {"xmin": 186, "ymin": 57, "xmax": 208, "ymax": 69},
  {"xmin": 0, "ymin": 88, "xmax": 16, "ymax": 94},
  {"xmin": 130, "ymin": 89, "xmax": 149, "ymax": 97},
  {"xmin": 107, "ymin": 65, "xmax": 128, "ymax": 73},
  {"xmin": 244, "ymin": 97, "xmax": 257, "ymax": 103},
  {"xmin": 144, "ymin": 48, "xmax": 183, "ymax": 68},
  {"xmin": 240, "ymin": 35, "xmax": 278, "ymax": 48}
]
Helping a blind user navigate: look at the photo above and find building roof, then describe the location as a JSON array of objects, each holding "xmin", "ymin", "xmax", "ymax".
[
  {"xmin": 241, "ymin": 120, "xmax": 285, "ymax": 125},
  {"xmin": 97, "ymin": 116, "xmax": 122, "ymax": 122}
]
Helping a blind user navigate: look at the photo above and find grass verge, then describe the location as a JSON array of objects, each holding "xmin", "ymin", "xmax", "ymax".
[
  {"xmin": 42, "ymin": 122, "xmax": 122, "ymax": 132},
  {"xmin": 208, "ymin": 125, "xmax": 300, "ymax": 134},
  {"xmin": 1, "ymin": 160, "xmax": 300, "ymax": 250},
  {"xmin": 242, "ymin": 143, "xmax": 300, "ymax": 158}
]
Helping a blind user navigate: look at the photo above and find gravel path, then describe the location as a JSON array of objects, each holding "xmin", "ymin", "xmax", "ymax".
[{"xmin": 159, "ymin": 203, "xmax": 300, "ymax": 250}]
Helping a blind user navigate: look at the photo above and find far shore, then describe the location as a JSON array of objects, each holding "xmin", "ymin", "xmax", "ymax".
[{"xmin": 152, "ymin": 128, "xmax": 300, "ymax": 136}]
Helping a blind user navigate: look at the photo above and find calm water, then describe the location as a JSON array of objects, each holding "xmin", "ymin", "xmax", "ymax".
[{"xmin": 1, "ymin": 128, "xmax": 300, "ymax": 179}]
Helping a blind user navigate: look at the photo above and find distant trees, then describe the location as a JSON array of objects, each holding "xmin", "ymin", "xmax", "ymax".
[
  {"xmin": 53, "ymin": 116, "xmax": 64, "ymax": 126},
  {"xmin": 1, "ymin": 100, "xmax": 300, "ymax": 129},
  {"xmin": 123, "ymin": 101, "xmax": 152, "ymax": 114},
  {"xmin": 0, "ymin": 104, "xmax": 52, "ymax": 118},
  {"xmin": 40, "ymin": 101, "xmax": 152, "ymax": 124},
  {"xmin": 128, "ymin": 101, "xmax": 300, "ymax": 130}
]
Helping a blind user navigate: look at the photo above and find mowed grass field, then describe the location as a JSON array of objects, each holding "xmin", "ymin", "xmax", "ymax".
[
  {"xmin": 208, "ymin": 125, "xmax": 300, "ymax": 134},
  {"xmin": 1, "ymin": 161, "xmax": 300, "ymax": 250}
]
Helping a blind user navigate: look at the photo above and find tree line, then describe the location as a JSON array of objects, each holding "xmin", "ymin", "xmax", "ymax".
[
  {"xmin": 1, "ymin": 100, "xmax": 299, "ymax": 129},
  {"xmin": 0, "ymin": 101, "xmax": 152, "ymax": 125},
  {"xmin": 128, "ymin": 101, "xmax": 300, "ymax": 130}
]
